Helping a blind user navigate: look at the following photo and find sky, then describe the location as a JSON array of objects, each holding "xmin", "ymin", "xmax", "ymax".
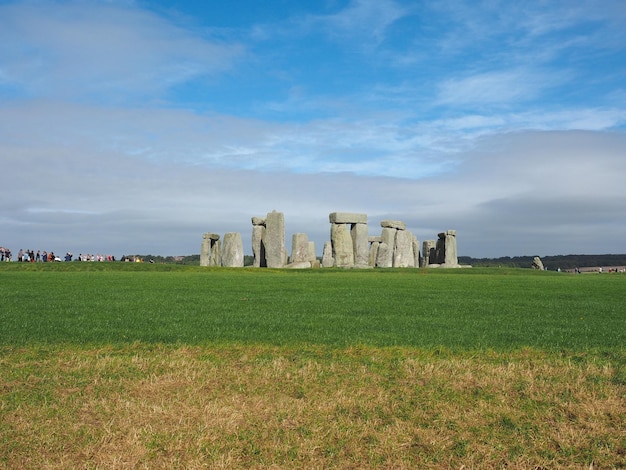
[{"xmin": 1, "ymin": 0, "xmax": 625, "ymax": 259}]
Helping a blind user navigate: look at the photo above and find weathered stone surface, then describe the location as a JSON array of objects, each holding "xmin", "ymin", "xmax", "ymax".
[
  {"xmin": 251, "ymin": 216, "xmax": 266, "ymax": 226},
  {"xmin": 200, "ymin": 233, "xmax": 221, "ymax": 267},
  {"xmin": 307, "ymin": 241, "xmax": 317, "ymax": 263},
  {"xmin": 329, "ymin": 212, "xmax": 367, "ymax": 224},
  {"xmin": 531, "ymin": 256, "xmax": 544, "ymax": 270},
  {"xmin": 264, "ymin": 210, "xmax": 286, "ymax": 268},
  {"xmin": 435, "ymin": 233, "xmax": 446, "ymax": 264},
  {"xmin": 376, "ymin": 242, "xmax": 391, "ymax": 268},
  {"xmin": 200, "ymin": 234, "xmax": 211, "ymax": 267},
  {"xmin": 322, "ymin": 241, "xmax": 334, "ymax": 268},
  {"xmin": 221, "ymin": 232, "xmax": 244, "ymax": 267},
  {"xmin": 331, "ymin": 223, "xmax": 354, "ymax": 267},
  {"xmin": 351, "ymin": 223, "xmax": 369, "ymax": 267},
  {"xmin": 369, "ymin": 241, "xmax": 379, "ymax": 267},
  {"xmin": 429, "ymin": 230, "xmax": 461, "ymax": 268},
  {"xmin": 377, "ymin": 227, "xmax": 395, "ymax": 267},
  {"xmin": 291, "ymin": 233, "xmax": 309, "ymax": 263},
  {"xmin": 393, "ymin": 229, "xmax": 414, "ymax": 267},
  {"xmin": 422, "ymin": 240, "xmax": 436, "ymax": 267},
  {"xmin": 444, "ymin": 230, "xmax": 458, "ymax": 266},
  {"xmin": 412, "ymin": 236, "xmax": 421, "ymax": 268},
  {"xmin": 380, "ymin": 219, "xmax": 406, "ymax": 230},
  {"xmin": 252, "ymin": 225, "xmax": 265, "ymax": 267},
  {"xmin": 368, "ymin": 236, "xmax": 383, "ymax": 243},
  {"xmin": 210, "ymin": 240, "xmax": 221, "ymax": 266}
]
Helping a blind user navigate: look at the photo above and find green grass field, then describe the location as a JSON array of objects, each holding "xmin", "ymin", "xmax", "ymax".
[{"xmin": 1, "ymin": 263, "xmax": 624, "ymax": 468}]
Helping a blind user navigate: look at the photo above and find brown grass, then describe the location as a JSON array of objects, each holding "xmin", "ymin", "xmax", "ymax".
[{"xmin": 1, "ymin": 344, "xmax": 624, "ymax": 469}]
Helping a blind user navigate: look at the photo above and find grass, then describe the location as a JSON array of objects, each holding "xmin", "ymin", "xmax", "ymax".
[
  {"xmin": 0, "ymin": 263, "xmax": 625, "ymax": 468},
  {"xmin": 0, "ymin": 263, "xmax": 624, "ymax": 350}
]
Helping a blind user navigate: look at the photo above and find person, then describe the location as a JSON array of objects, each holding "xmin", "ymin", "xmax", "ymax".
[{"xmin": 17, "ymin": 249, "xmax": 24, "ymax": 262}]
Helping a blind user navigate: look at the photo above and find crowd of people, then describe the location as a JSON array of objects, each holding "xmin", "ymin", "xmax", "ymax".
[{"xmin": 0, "ymin": 248, "xmax": 118, "ymax": 262}]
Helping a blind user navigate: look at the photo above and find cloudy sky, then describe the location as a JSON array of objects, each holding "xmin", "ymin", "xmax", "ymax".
[{"xmin": 1, "ymin": 0, "xmax": 625, "ymax": 258}]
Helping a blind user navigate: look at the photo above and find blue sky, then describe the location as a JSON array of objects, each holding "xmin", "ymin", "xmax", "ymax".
[{"xmin": 1, "ymin": 0, "xmax": 625, "ymax": 258}]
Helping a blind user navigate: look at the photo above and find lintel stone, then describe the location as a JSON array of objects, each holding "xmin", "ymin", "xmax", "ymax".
[
  {"xmin": 380, "ymin": 220, "xmax": 406, "ymax": 230},
  {"xmin": 329, "ymin": 212, "xmax": 367, "ymax": 224}
]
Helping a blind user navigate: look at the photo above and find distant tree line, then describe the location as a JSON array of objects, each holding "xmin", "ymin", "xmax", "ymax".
[{"xmin": 458, "ymin": 254, "xmax": 626, "ymax": 270}]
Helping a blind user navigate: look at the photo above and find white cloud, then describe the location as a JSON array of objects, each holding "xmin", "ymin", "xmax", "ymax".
[
  {"xmin": 0, "ymin": 2, "xmax": 244, "ymax": 101},
  {"xmin": 317, "ymin": 0, "xmax": 410, "ymax": 43},
  {"xmin": 436, "ymin": 68, "xmax": 566, "ymax": 107},
  {"xmin": 2, "ymin": 95, "xmax": 625, "ymax": 258}
]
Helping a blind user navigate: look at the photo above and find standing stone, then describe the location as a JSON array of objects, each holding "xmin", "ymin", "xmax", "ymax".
[
  {"xmin": 307, "ymin": 241, "xmax": 317, "ymax": 262},
  {"xmin": 291, "ymin": 233, "xmax": 310, "ymax": 263},
  {"xmin": 200, "ymin": 233, "xmax": 220, "ymax": 267},
  {"xmin": 435, "ymin": 233, "xmax": 446, "ymax": 264},
  {"xmin": 200, "ymin": 234, "xmax": 211, "ymax": 267},
  {"xmin": 412, "ymin": 236, "xmax": 421, "ymax": 268},
  {"xmin": 351, "ymin": 223, "xmax": 369, "ymax": 267},
  {"xmin": 369, "ymin": 241, "xmax": 380, "ymax": 267},
  {"xmin": 377, "ymin": 227, "xmax": 395, "ymax": 267},
  {"xmin": 393, "ymin": 229, "xmax": 414, "ymax": 267},
  {"xmin": 375, "ymin": 242, "xmax": 391, "ymax": 268},
  {"xmin": 221, "ymin": 232, "xmax": 244, "ymax": 267},
  {"xmin": 443, "ymin": 230, "xmax": 458, "ymax": 266},
  {"xmin": 210, "ymin": 240, "xmax": 221, "ymax": 267},
  {"xmin": 264, "ymin": 210, "xmax": 286, "ymax": 268},
  {"xmin": 422, "ymin": 240, "xmax": 436, "ymax": 267},
  {"xmin": 322, "ymin": 241, "xmax": 334, "ymax": 268},
  {"xmin": 331, "ymin": 223, "xmax": 354, "ymax": 267},
  {"xmin": 251, "ymin": 217, "xmax": 266, "ymax": 268},
  {"xmin": 531, "ymin": 256, "xmax": 544, "ymax": 270}
]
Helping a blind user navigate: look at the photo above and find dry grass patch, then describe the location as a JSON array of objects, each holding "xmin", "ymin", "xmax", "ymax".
[{"xmin": 1, "ymin": 344, "xmax": 624, "ymax": 469}]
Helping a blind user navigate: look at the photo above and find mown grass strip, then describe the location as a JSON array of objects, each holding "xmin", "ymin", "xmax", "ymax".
[{"xmin": 1, "ymin": 265, "xmax": 624, "ymax": 350}]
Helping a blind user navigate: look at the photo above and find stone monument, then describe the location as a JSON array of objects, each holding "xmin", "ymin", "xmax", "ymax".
[
  {"xmin": 421, "ymin": 240, "xmax": 436, "ymax": 267},
  {"xmin": 221, "ymin": 232, "xmax": 244, "ymax": 267},
  {"xmin": 262, "ymin": 210, "xmax": 287, "ymax": 268},
  {"xmin": 200, "ymin": 233, "xmax": 221, "ymax": 267},
  {"xmin": 251, "ymin": 216, "xmax": 266, "ymax": 267},
  {"xmin": 531, "ymin": 256, "xmax": 544, "ymax": 270},
  {"xmin": 329, "ymin": 212, "xmax": 368, "ymax": 268}
]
